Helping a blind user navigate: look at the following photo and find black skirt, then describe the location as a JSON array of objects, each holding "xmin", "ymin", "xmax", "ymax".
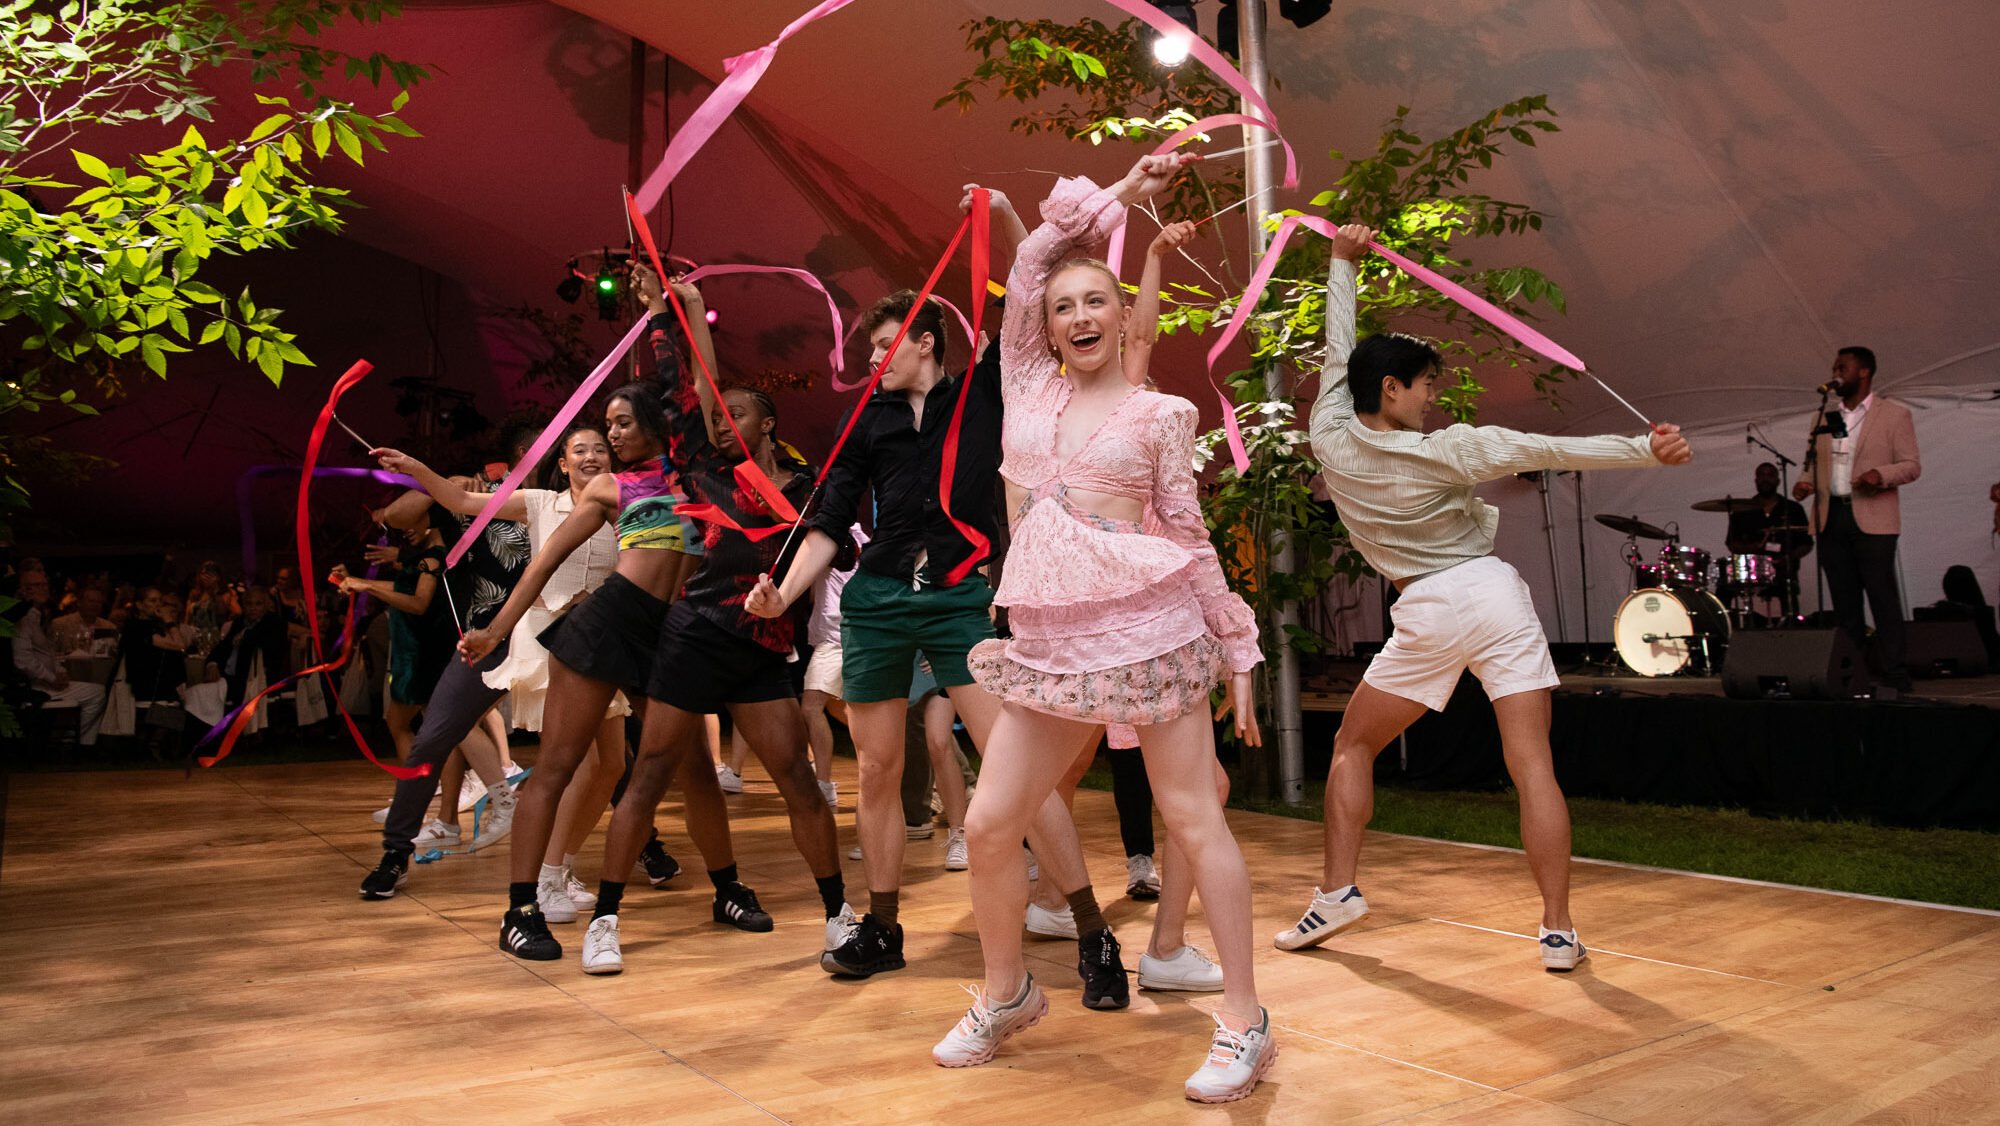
[{"xmin": 536, "ymin": 572, "xmax": 666, "ymax": 695}]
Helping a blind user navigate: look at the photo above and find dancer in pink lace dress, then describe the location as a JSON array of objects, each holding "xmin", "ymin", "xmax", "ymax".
[{"xmin": 931, "ymin": 153, "xmax": 1274, "ymax": 1104}]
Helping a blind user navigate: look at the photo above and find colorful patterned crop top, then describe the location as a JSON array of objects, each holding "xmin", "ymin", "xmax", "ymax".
[{"xmin": 614, "ymin": 455, "xmax": 699, "ymax": 554}]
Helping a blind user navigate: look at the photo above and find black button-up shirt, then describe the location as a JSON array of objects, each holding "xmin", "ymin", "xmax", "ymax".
[{"xmin": 807, "ymin": 338, "xmax": 1003, "ymax": 584}]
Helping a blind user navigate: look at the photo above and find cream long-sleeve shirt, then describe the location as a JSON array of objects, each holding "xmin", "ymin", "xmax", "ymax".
[{"xmin": 1308, "ymin": 258, "xmax": 1659, "ymax": 582}]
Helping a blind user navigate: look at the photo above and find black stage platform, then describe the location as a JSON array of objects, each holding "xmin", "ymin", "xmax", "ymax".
[{"xmin": 1293, "ymin": 663, "xmax": 2000, "ymax": 830}]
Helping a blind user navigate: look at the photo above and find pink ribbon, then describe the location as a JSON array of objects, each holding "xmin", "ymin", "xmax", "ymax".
[
  {"xmin": 445, "ymin": 316, "xmax": 651, "ymax": 568},
  {"xmin": 681, "ymin": 263, "xmax": 846, "ymax": 378},
  {"xmin": 634, "ymin": 0, "xmax": 863, "ymax": 212},
  {"xmin": 1202, "ymin": 215, "xmax": 1593, "ymax": 473}
]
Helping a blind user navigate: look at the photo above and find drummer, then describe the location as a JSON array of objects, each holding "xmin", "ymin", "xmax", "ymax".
[{"xmin": 1721, "ymin": 462, "xmax": 1812, "ymax": 616}]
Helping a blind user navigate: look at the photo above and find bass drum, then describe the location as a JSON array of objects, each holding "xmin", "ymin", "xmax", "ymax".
[{"xmin": 1613, "ymin": 587, "xmax": 1731, "ymax": 676}]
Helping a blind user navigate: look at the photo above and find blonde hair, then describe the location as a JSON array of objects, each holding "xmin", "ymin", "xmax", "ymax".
[{"xmin": 1046, "ymin": 257, "xmax": 1125, "ymax": 305}]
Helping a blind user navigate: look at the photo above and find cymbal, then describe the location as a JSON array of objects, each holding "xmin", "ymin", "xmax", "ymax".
[
  {"xmin": 1691, "ymin": 496, "xmax": 1767, "ymax": 513},
  {"xmin": 1595, "ymin": 513, "xmax": 1670, "ymax": 540}
]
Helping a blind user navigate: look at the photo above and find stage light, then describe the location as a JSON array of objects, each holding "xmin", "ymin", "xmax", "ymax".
[
  {"xmin": 1279, "ymin": 0, "xmax": 1332, "ymax": 29},
  {"xmin": 1148, "ymin": 1, "xmax": 1198, "ymax": 66},
  {"xmin": 704, "ymin": 308, "xmax": 719, "ymax": 326},
  {"xmin": 555, "ymin": 258, "xmax": 583, "ymax": 304},
  {"xmin": 593, "ymin": 255, "xmax": 620, "ymax": 322}
]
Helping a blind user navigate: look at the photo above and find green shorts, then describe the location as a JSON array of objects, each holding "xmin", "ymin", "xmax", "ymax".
[{"xmin": 839, "ymin": 568, "xmax": 995, "ymax": 703}]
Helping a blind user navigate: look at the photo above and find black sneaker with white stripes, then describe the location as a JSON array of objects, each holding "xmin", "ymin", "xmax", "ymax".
[
  {"xmin": 1077, "ymin": 926, "xmax": 1130, "ymax": 1010},
  {"xmin": 638, "ymin": 835, "xmax": 681, "ymax": 888},
  {"xmin": 499, "ymin": 905, "xmax": 562, "ymax": 960},
  {"xmin": 822, "ymin": 914, "xmax": 905, "ymax": 977},
  {"xmin": 711, "ymin": 881, "xmax": 774, "ymax": 932},
  {"xmin": 359, "ymin": 850, "xmax": 411, "ymax": 900}
]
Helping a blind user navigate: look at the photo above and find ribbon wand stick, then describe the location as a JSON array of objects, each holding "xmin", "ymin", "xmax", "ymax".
[{"xmin": 1580, "ymin": 371, "xmax": 1654, "ymax": 429}]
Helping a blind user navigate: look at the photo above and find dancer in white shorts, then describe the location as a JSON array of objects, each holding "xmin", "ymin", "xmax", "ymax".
[{"xmin": 1278, "ymin": 223, "xmax": 1693, "ymax": 971}]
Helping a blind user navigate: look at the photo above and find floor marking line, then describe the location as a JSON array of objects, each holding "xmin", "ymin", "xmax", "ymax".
[
  {"xmin": 1382, "ymin": 832, "xmax": 2000, "ymax": 918},
  {"xmin": 1275, "ymin": 1022, "xmax": 1500, "ymax": 1091},
  {"xmin": 1426, "ymin": 918, "xmax": 1792, "ymax": 987}
]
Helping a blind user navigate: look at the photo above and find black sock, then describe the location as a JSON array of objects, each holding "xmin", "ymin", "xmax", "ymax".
[
  {"xmin": 816, "ymin": 873, "xmax": 846, "ymax": 919},
  {"xmin": 594, "ymin": 880, "xmax": 625, "ymax": 919},
  {"xmin": 1067, "ymin": 886, "xmax": 1109, "ymax": 937},
  {"xmin": 509, "ymin": 881, "xmax": 536, "ymax": 910},
  {"xmin": 709, "ymin": 864, "xmax": 738, "ymax": 892},
  {"xmin": 869, "ymin": 888, "xmax": 899, "ymax": 928}
]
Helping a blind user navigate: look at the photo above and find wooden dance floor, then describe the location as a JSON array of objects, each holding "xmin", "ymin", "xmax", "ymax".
[{"xmin": 4, "ymin": 758, "xmax": 1999, "ymax": 1123}]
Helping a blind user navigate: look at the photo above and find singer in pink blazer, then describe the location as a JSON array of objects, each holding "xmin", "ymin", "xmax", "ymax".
[{"xmin": 1794, "ymin": 346, "xmax": 1921, "ymax": 685}]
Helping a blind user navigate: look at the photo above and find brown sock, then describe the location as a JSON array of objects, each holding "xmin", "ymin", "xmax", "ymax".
[
  {"xmin": 869, "ymin": 889, "xmax": 900, "ymax": 928},
  {"xmin": 1066, "ymin": 886, "xmax": 1108, "ymax": 936}
]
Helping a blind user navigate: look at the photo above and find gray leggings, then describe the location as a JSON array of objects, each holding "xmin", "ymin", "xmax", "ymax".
[{"xmin": 382, "ymin": 640, "xmax": 509, "ymax": 853}]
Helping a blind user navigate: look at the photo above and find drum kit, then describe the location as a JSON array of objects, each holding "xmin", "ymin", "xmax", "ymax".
[{"xmin": 1594, "ymin": 500, "xmax": 1808, "ymax": 677}]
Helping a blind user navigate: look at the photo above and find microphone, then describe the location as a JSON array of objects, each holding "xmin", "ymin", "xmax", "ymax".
[
  {"xmin": 1745, "ymin": 424, "xmax": 1754, "ymax": 448},
  {"xmin": 1816, "ymin": 380, "xmax": 1841, "ymax": 395}
]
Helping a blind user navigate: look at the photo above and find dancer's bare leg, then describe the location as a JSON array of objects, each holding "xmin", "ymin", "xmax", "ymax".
[
  {"xmin": 547, "ymin": 715, "xmax": 626, "ymax": 866},
  {"xmin": 1323, "ymin": 680, "xmax": 1428, "ymax": 890},
  {"xmin": 964, "ymin": 701, "xmax": 1097, "ymax": 998},
  {"xmin": 923, "ymin": 693, "xmax": 969, "ymax": 831},
  {"xmin": 509, "ymin": 662, "xmax": 620, "ymax": 884},
  {"xmin": 801, "ymin": 688, "xmax": 837, "ymax": 786},
  {"xmin": 729, "ymin": 699, "xmax": 841, "ymax": 877},
  {"xmin": 847, "ymin": 697, "xmax": 911, "ymax": 898},
  {"xmin": 949, "ymin": 683, "xmax": 1097, "ymax": 908},
  {"xmin": 1492, "ymin": 688, "xmax": 1573, "ymax": 931},
  {"xmin": 1135, "ymin": 708, "xmax": 1259, "ymax": 1027},
  {"xmin": 1148, "ymin": 758, "xmax": 1228, "ymax": 959},
  {"xmin": 436, "ymin": 749, "xmax": 467, "ymax": 833}
]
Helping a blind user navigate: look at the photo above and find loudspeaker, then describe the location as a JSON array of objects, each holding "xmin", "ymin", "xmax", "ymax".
[
  {"xmin": 1905, "ymin": 620, "xmax": 1990, "ymax": 678},
  {"xmin": 1721, "ymin": 628, "xmax": 1868, "ymax": 700}
]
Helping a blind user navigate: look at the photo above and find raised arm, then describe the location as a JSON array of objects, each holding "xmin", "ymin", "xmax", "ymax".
[
  {"xmin": 964, "ymin": 184, "xmax": 1031, "ymax": 279},
  {"xmin": 634, "ymin": 268, "xmax": 724, "ymax": 452},
  {"xmin": 1306, "ymin": 224, "xmax": 1374, "ymax": 458},
  {"xmin": 1123, "ymin": 221, "xmax": 1196, "ymax": 388},
  {"xmin": 457, "ymin": 473, "xmax": 615, "ymax": 663},
  {"xmin": 1000, "ymin": 156, "xmax": 1186, "ymax": 398},
  {"xmin": 1443, "ymin": 423, "xmax": 1685, "ymax": 484}
]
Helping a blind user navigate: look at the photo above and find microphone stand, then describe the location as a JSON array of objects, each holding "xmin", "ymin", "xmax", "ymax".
[
  {"xmin": 1747, "ymin": 428, "xmax": 1798, "ymax": 620},
  {"xmin": 1570, "ymin": 471, "xmax": 1589, "ymax": 653},
  {"xmin": 1801, "ymin": 387, "xmax": 1842, "ymax": 620}
]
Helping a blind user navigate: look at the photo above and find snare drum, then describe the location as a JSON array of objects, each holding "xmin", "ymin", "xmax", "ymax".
[
  {"xmin": 1722, "ymin": 553, "xmax": 1777, "ymax": 587},
  {"xmin": 1613, "ymin": 587, "xmax": 1731, "ymax": 676},
  {"xmin": 1658, "ymin": 543, "xmax": 1712, "ymax": 589}
]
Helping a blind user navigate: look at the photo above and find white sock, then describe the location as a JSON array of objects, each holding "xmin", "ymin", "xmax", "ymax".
[{"xmin": 540, "ymin": 863, "xmax": 564, "ymax": 883}]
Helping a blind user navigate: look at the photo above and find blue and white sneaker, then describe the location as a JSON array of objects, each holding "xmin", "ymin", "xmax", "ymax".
[
  {"xmin": 1539, "ymin": 926, "xmax": 1587, "ymax": 972},
  {"xmin": 1273, "ymin": 885, "xmax": 1369, "ymax": 951}
]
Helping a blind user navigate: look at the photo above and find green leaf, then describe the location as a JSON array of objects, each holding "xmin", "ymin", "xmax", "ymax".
[
  {"xmin": 311, "ymin": 119, "xmax": 331, "ymax": 158},
  {"xmin": 332, "ymin": 121, "xmax": 363, "ymax": 165},
  {"xmin": 245, "ymin": 113, "xmax": 290, "ymax": 144},
  {"xmin": 391, "ymin": 89, "xmax": 410, "ymax": 112},
  {"xmin": 72, "ymin": 150, "xmax": 112, "ymax": 182},
  {"xmin": 142, "ymin": 336, "xmax": 167, "ymax": 377},
  {"xmin": 240, "ymin": 190, "xmax": 268, "ymax": 226},
  {"xmin": 199, "ymin": 320, "xmax": 225, "ymax": 345}
]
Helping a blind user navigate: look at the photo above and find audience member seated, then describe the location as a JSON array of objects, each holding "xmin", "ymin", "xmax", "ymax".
[
  {"xmin": 52, "ymin": 585, "xmax": 119, "ymax": 659},
  {"xmin": 10, "ymin": 570, "xmax": 107, "ymax": 744},
  {"xmin": 205, "ymin": 586, "xmax": 291, "ymax": 712}
]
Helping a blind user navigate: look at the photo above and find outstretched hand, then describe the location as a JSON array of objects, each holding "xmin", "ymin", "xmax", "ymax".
[
  {"xmin": 458, "ymin": 627, "xmax": 499, "ymax": 666},
  {"xmin": 371, "ymin": 447, "xmax": 420, "ymax": 477},
  {"xmin": 744, "ymin": 573, "xmax": 787, "ymax": 620},
  {"xmin": 1215, "ymin": 671, "xmax": 1263, "ymax": 747},
  {"xmin": 1119, "ymin": 152, "xmax": 1191, "ymax": 204},
  {"xmin": 1649, "ymin": 423, "xmax": 1693, "ymax": 465}
]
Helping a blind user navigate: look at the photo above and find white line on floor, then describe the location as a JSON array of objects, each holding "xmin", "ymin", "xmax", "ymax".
[
  {"xmin": 1275, "ymin": 1022, "xmax": 1499, "ymax": 1092},
  {"xmin": 1427, "ymin": 918, "xmax": 1792, "ymax": 987},
  {"xmin": 1381, "ymin": 832, "xmax": 2000, "ymax": 918}
]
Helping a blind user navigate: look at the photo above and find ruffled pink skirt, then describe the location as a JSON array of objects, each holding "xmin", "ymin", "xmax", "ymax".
[{"xmin": 969, "ymin": 496, "xmax": 1225, "ymax": 728}]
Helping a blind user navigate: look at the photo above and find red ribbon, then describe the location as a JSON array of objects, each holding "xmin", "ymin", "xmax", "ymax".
[
  {"xmin": 937, "ymin": 188, "xmax": 993, "ymax": 586},
  {"xmin": 202, "ymin": 359, "xmax": 427, "ymax": 779},
  {"xmin": 624, "ymin": 190, "xmax": 801, "ymax": 525}
]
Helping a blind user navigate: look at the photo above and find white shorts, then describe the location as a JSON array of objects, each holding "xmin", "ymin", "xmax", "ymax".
[
  {"xmin": 803, "ymin": 641, "xmax": 844, "ymax": 698},
  {"xmin": 1363, "ymin": 556, "xmax": 1559, "ymax": 712}
]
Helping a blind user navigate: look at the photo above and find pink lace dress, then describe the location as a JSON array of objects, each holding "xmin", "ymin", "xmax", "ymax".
[{"xmin": 967, "ymin": 175, "xmax": 1261, "ymax": 730}]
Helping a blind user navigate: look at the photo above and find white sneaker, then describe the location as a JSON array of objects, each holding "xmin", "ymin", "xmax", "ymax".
[
  {"xmin": 943, "ymin": 827, "xmax": 969, "ymax": 871},
  {"xmin": 1024, "ymin": 902, "xmax": 1077, "ymax": 939},
  {"xmin": 715, "ymin": 764, "xmax": 744, "ymax": 794},
  {"xmin": 1023, "ymin": 846, "xmax": 1039, "ymax": 884},
  {"xmin": 537, "ymin": 867, "xmax": 579, "ymax": 924},
  {"xmin": 1273, "ymin": 885, "xmax": 1369, "ymax": 951},
  {"xmin": 1126, "ymin": 853, "xmax": 1161, "ymax": 900},
  {"xmin": 1184, "ymin": 1008, "xmax": 1277, "ymax": 1103},
  {"xmin": 505, "ymin": 764, "xmax": 529, "ymax": 786},
  {"xmin": 1540, "ymin": 926, "xmax": 1587, "ymax": 972},
  {"xmin": 582, "ymin": 914, "xmax": 622, "ymax": 974},
  {"xmin": 563, "ymin": 866, "xmax": 596, "ymax": 910},
  {"xmin": 410, "ymin": 819, "xmax": 460, "ymax": 849},
  {"xmin": 468, "ymin": 788, "xmax": 516, "ymax": 852},
  {"xmin": 932, "ymin": 976, "xmax": 1049, "ymax": 1067},
  {"xmin": 846, "ymin": 843, "xmax": 864, "ymax": 861},
  {"xmin": 906, "ymin": 821, "xmax": 935, "ymax": 841},
  {"xmin": 1138, "ymin": 945, "xmax": 1224, "ymax": 992},
  {"xmin": 824, "ymin": 903, "xmax": 859, "ymax": 952},
  {"xmin": 818, "ymin": 779, "xmax": 838, "ymax": 810},
  {"xmin": 371, "ymin": 805, "xmax": 390, "ymax": 824},
  {"xmin": 456, "ymin": 774, "xmax": 483, "ymax": 815}
]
